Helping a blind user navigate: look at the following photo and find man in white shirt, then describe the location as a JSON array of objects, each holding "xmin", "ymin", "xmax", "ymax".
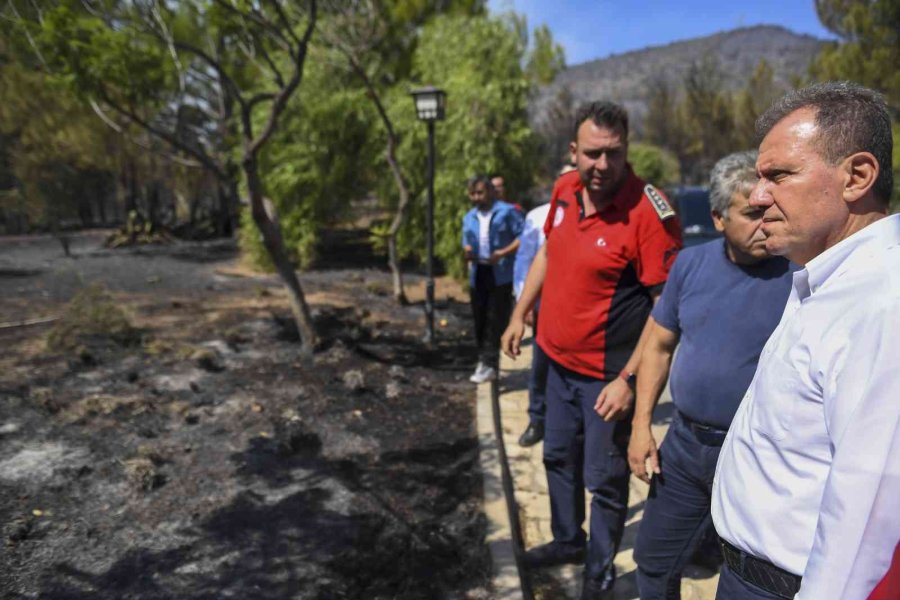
[
  {"xmin": 712, "ymin": 82, "xmax": 899, "ymax": 599},
  {"xmin": 512, "ymin": 200, "xmax": 551, "ymax": 447}
]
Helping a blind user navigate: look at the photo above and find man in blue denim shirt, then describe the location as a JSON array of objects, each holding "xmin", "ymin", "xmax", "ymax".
[{"xmin": 462, "ymin": 175, "xmax": 524, "ymax": 383}]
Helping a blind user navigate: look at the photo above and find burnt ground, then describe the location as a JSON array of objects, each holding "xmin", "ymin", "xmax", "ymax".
[{"xmin": 0, "ymin": 230, "xmax": 492, "ymax": 599}]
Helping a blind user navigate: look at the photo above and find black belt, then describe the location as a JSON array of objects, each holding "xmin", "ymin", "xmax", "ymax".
[
  {"xmin": 721, "ymin": 540, "xmax": 802, "ymax": 599},
  {"xmin": 678, "ymin": 412, "xmax": 728, "ymax": 446}
]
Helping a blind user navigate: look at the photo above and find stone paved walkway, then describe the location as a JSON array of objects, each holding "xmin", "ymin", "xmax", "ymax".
[{"xmin": 492, "ymin": 334, "xmax": 719, "ymax": 600}]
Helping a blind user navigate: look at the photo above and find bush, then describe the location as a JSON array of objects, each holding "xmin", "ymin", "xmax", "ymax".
[
  {"xmin": 46, "ymin": 284, "xmax": 139, "ymax": 352},
  {"xmin": 630, "ymin": 142, "xmax": 681, "ymax": 188}
]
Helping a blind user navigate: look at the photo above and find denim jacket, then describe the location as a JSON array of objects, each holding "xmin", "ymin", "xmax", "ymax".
[{"xmin": 461, "ymin": 200, "xmax": 524, "ymax": 287}]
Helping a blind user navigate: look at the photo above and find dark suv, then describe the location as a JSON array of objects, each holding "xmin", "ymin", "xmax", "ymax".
[{"xmin": 666, "ymin": 186, "xmax": 720, "ymax": 247}]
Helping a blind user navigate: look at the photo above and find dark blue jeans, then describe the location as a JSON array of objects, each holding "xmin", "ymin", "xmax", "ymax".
[
  {"xmin": 543, "ymin": 359, "xmax": 630, "ymax": 582},
  {"xmin": 715, "ymin": 563, "xmax": 785, "ymax": 599},
  {"xmin": 634, "ymin": 413, "xmax": 724, "ymax": 599},
  {"xmin": 528, "ymin": 312, "xmax": 549, "ymax": 425}
]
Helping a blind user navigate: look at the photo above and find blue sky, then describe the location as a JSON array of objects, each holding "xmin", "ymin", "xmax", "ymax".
[{"xmin": 487, "ymin": 0, "xmax": 837, "ymax": 65}]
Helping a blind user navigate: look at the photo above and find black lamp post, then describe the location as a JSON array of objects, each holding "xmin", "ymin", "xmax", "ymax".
[{"xmin": 410, "ymin": 86, "xmax": 446, "ymax": 345}]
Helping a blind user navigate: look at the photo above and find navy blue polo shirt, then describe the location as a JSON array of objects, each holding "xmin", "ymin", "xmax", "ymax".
[{"xmin": 652, "ymin": 239, "xmax": 796, "ymax": 429}]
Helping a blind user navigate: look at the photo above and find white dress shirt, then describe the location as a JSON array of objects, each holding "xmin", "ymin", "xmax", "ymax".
[
  {"xmin": 513, "ymin": 203, "xmax": 550, "ymax": 300},
  {"xmin": 712, "ymin": 214, "xmax": 900, "ymax": 600}
]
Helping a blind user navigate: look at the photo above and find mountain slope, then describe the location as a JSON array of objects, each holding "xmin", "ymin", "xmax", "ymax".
[{"xmin": 533, "ymin": 25, "xmax": 827, "ymax": 132}]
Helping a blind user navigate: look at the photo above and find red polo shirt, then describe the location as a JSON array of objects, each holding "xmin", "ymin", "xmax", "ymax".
[{"xmin": 537, "ymin": 168, "xmax": 682, "ymax": 380}]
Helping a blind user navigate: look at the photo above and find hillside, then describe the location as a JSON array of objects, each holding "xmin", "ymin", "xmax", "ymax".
[{"xmin": 532, "ymin": 24, "xmax": 827, "ymax": 135}]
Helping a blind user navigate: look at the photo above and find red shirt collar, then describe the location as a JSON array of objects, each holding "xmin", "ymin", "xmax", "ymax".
[{"xmin": 571, "ymin": 165, "xmax": 642, "ymax": 216}]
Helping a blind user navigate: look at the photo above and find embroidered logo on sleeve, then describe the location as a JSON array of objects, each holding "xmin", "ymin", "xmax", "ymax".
[
  {"xmin": 553, "ymin": 206, "xmax": 565, "ymax": 227},
  {"xmin": 645, "ymin": 185, "xmax": 675, "ymax": 221}
]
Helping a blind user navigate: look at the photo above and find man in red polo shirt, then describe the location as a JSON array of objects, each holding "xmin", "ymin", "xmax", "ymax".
[{"xmin": 502, "ymin": 101, "xmax": 681, "ymax": 599}]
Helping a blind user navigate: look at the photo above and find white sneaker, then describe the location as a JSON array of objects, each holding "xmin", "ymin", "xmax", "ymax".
[
  {"xmin": 469, "ymin": 363, "xmax": 496, "ymax": 383},
  {"xmin": 469, "ymin": 361, "xmax": 484, "ymax": 381}
]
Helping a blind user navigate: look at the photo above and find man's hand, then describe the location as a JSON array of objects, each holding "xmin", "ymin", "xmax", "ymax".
[
  {"xmin": 594, "ymin": 378, "xmax": 634, "ymax": 422},
  {"xmin": 489, "ymin": 250, "xmax": 503, "ymax": 265},
  {"xmin": 501, "ymin": 316, "xmax": 526, "ymax": 359},
  {"xmin": 464, "ymin": 245, "xmax": 474, "ymax": 261},
  {"xmin": 628, "ymin": 425, "xmax": 660, "ymax": 484}
]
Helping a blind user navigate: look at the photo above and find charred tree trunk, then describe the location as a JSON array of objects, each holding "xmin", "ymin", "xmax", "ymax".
[{"xmin": 244, "ymin": 158, "xmax": 318, "ymax": 353}]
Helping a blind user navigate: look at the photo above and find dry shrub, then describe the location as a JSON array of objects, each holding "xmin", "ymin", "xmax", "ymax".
[
  {"xmin": 46, "ymin": 284, "xmax": 139, "ymax": 352},
  {"xmin": 61, "ymin": 394, "xmax": 145, "ymax": 422},
  {"xmin": 123, "ymin": 457, "xmax": 165, "ymax": 492}
]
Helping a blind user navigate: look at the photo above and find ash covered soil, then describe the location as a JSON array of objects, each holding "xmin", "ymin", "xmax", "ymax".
[{"xmin": 0, "ymin": 231, "xmax": 491, "ymax": 599}]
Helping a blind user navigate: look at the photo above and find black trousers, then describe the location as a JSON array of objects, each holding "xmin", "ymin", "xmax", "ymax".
[{"xmin": 470, "ymin": 265, "xmax": 513, "ymax": 370}]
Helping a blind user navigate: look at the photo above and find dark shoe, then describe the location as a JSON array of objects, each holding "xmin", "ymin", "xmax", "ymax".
[
  {"xmin": 523, "ymin": 541, "xmax": 585, "ymax": 569},
  {"xmin": 581, "ymin": 566, "xmax": 616, "ymax": 600},
  {"xmin": 518, "ymin": 422, "xmax": 544, "ymax": 447}
]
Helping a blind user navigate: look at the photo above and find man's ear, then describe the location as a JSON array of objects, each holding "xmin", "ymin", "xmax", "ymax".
[
  {"xmin": 842, "ymin": 152, "xmax": 879, "ymax": 204},
  {"xmin": 569, "ymin": 141, "xmax": 577, "ymax": 167},
  {"xmin": 711, "ymin": 210, "xmax": 726, "ymax": 233}
]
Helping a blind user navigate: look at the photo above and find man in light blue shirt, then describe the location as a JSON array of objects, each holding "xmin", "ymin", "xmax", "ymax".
[
  {"xmin": 462, "ymin": 175, "xmax": 523, "ymax": 383},
  {"xmin": 513, "ymin": 200, "xmax": 551, "ymax": 446}
]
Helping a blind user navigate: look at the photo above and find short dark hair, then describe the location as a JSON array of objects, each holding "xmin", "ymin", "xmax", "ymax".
[
  {"xmin": 756, "ymin": 81, "xmax": 893, "ymax": 205},
  {"xmin": 466, "ymin": 174, "xmax": 493, "ymax": 192},
  {"xmin": 572, "ymin": 101, "xmax": 629, "ymax": 141}
]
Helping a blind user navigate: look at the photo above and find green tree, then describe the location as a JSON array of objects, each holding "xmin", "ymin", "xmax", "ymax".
[
  {"xmin": 733, "ymin": 59, "xmax": 785, "ymax": 148},
  {"xmin": 643, "ymin": 76, "xmax": 690, "ymax": 182},
  {"xmin": 239, "ymin": 49, "xmax": 373, "ymax": 271},
  {"xmin": 811, "ymin": 0, "xmax": 900, "ymax": 208},
  {"xmin": 629, "ymin": 143, "xmax": 681, "ymax": 188},
  {"xmin": 680, "ymin": 58, "xmax": 738, "ymax": 183},
  {"xmin": 812, "ymin": 0, "xmax": 899, "ymax": 105},
  {"xmin": 391, "ymin": 13, "xmax": 539, "ymax": 280},
  {"xmin": 0, "ymin": 46, "xmax": 121, "ymax": 237},
  {"xmin": 525, "ymin": 24, "xmax": 565, "ymax": 85},
  {"xmin": 316, "ymin": 0, "xmax": 485, "ymax": 304},
  {"xmin": 9, "ymin": 0, "xmax": 322, "ymax": 351}
]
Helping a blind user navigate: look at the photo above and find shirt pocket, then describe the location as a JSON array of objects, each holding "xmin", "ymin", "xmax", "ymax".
[{"xmin": 748, "ymin": 355, "xmax": 799, "ymax": 441}]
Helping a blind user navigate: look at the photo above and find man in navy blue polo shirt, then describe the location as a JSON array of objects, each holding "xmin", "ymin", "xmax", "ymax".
[{"xmin": 628, "ymin": 151, "xmax": 796, "ymax": 599}]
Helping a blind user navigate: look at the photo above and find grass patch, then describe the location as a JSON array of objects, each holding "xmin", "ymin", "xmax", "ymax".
[{"xmin": 46, "ymin": 284, "xmax": 140, "ymax": 352}]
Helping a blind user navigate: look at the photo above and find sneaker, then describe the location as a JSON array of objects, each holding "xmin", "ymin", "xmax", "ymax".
[
  {"xmin": 469, "ymin": 363, "xmax": 496, "ymax": 383},
  {"xmin": 469, "ymin": 361, "xmax": 483, "ymax": 381},
  {"xmin": 523, "ymin": 540, "xmax": 585, "ymax": 569}
]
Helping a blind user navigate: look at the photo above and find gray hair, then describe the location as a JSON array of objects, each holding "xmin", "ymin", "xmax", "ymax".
[
  {"xmin": 756, "ymin": 81, "xmax": 893, "ymax": 205},
  {"xmin": 709, "ymin": 151, "xmax": 759, "ymax": 217}
]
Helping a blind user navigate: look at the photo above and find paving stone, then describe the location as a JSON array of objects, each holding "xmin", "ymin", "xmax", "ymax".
[{"xmin": 489, "ymin": 335, "xmax": 720, "ymax": 600}]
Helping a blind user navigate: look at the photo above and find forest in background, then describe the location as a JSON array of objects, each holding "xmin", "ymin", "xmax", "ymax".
[{"xmin": 0, "ymin": 0, "xmax": 897, "ymax": 347}]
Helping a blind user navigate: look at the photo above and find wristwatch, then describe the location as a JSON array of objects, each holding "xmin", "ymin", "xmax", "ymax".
[{"xmin": 619, "ymin": 369, "xmax": 637, "ymax": 390}]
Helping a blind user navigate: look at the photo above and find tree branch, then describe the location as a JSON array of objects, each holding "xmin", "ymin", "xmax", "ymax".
[
  {"xmin": 211, "ymin": 0, "xmax": 291, "ymax": 52},
  {"xmin": 265, "ymin": 0, "xmax": 302, "ymax": 48},
  {"xmin": 149, "ymin": 0, "xmax": 186, "ymax": 93},
  {"xmin": 5, "ymin": 0, "xmax": 48, "ymax": 67},
  {"xmin": 172, "ymin": 40, "xmax": 247, "ymax": 111},
  {"xmin": 247, "ymin": 0, "xmax": 316, "ymax": 157},
  {"xmin": 99, "ymin": 92, "xmax": 228, "ymax": 180},
  {"xmin": 89, "ymin": 99, "xmax": 206, "ymax": 169}
]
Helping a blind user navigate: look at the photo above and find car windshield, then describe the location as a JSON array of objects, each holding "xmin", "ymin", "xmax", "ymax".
[{"xmin": 678, "ymin": 189, "xmax": 715, "ymax": 234}]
